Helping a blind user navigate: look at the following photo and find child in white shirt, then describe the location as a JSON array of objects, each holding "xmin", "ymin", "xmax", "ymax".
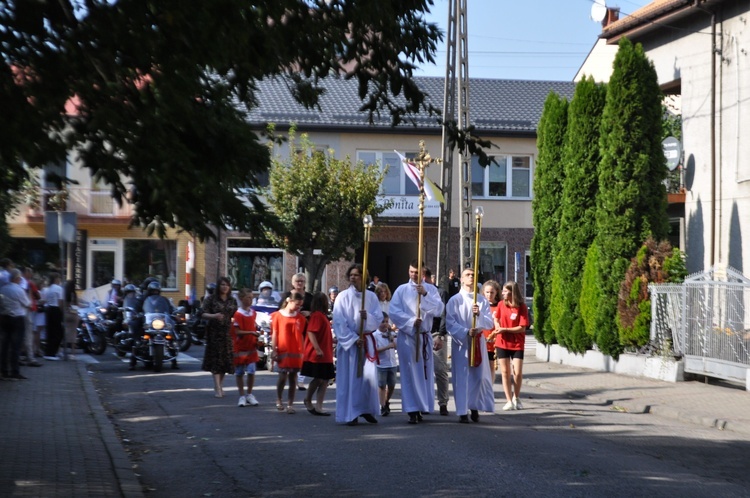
[{"xmin": 374, "ymin": 313, "xmax": 398, "ymax": 416}]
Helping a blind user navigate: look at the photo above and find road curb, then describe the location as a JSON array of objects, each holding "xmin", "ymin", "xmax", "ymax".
[{"xmin": 76, "ymin": 360, "xmax": 145, "ymax": 498}]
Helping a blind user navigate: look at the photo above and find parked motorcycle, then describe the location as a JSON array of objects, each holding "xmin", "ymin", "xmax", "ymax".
[
  {"xmin": 74, "ymin": 302, "xmax": 107, "ymax": 355},
  {"xmin": 252, "ymin": 303, "xmax": 277, "ymax": 371},
  {"xmin": 130, "ymin": 294, "xmax": 179, "ymax": 372}
]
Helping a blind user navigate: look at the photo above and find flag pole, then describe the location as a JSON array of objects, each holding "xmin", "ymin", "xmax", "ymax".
[
  {"xmin": 357, "ymin": 214, "xmax": 374, "ymax": 378},
  {"xmin": 470, "ymin": 206, "xmax": 484, "ymax": 367}
]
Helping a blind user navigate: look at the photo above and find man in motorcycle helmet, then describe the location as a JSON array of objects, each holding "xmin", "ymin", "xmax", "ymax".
[
  {"xmin": 130, "ymin": 280, "xmax": 177, "ymax": 370},
  {"xmin": 106, "ymin": 279, "xmax": 124, "ymax": 306},
  {"xmin": 327, "ymin": 286, "xmax": 339, "ymax": 317}
]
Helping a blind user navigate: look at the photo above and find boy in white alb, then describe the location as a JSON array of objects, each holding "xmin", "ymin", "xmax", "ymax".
[{"xmin": 374, "ymin": 313, "xmax": 398, "ymax": 416}]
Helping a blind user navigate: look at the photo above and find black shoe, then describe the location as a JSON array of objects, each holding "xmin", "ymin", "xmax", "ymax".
[
  {"xmin": 408, "ymin": 412, "xmax": 419, "ymax": 424},
  {"xmin": 439, "ymin": 405, "xmax": 449, "ymax": 416},
  {"xmin": 380, "ymin": 406, "xmax": 388, "ymax": 416},
  {"xmin": 470, "ymin": 410, "xmax": 479, "ymax": 422},
  {"xmin": 361, "ymin": 413, "xmax": 378, "ymax": 424},
  {"xmin": 346, "ymin": 418, "xmax": 359, "ymax": 426},
  {"xmin": 171, "ymin": 361, "xmax": 179, "ymax": 370},
  {"xmin": 417, "ymin": 412, "xmax": 423, "ymax": 422},
  {"xmin": 297, "ymin": 385, "xmax": 307, "ymax": 391},
  {"xmin": 11, "ymin": 374, "xmax": 28, "ymax": 380},
  {"xmin": 458, "ymin": 415, "xmax": 470, "ymax": 423},
  {"xmin": 385, "ymin": 402, "xmax": 390, "ymax": 415}
]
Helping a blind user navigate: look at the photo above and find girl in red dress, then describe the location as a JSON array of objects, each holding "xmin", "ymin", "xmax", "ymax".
[
  {"xmin": 271, "ymin": 291, "xmax": 307, "ymax": 413},
  {"xmin": 494, "ymin": 281, "xmax": 530, "ymax": 411},
  {"xmin": 301, "ymin": 293, "xmax": 335, "ymax": 416}
]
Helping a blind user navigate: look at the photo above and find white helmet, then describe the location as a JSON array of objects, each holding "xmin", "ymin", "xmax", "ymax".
[{"xmin": 258, "ymin": 281, "xmax": 273, "ymax": 292}]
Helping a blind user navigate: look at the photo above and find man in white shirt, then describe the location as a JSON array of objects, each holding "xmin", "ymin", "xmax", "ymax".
[
  {"xmin": 42, "ymin": 272, "xmax": 65, "ymax": 360},
  {"xmin": 0, "ymin": 269, "xmax": 31, "ymax": 379}
]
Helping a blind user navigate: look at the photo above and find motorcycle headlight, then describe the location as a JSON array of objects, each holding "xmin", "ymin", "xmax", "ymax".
[
  {"xmin": 151, "ymin": 319, "xmax": 166, "ymax": 330},
  {"xmin": 98, "ymin": 307, "xmax": 107, "ymax": 314},
  {"xmin": 87, "ymin": 313, "xmax": 98, "ymax": 321}
]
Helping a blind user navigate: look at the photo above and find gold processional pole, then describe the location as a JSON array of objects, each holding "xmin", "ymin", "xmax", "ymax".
[
  {"xmin": 470, "ymin": 206, "xmax": 484, "ymax": 367},
  {"xmin": 410, "ymin": 141, "xmax": 440, "ymax": 364},
  {"xmin": 357, "ymin": 214, "xmax": 374, "ymax": 378}
]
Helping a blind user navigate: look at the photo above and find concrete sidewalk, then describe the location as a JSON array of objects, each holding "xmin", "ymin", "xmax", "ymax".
[
  {"xmin": 0, "ymin": 356, "xmax": 143, "ymax": 498},
  {"xmin": 522, "ymin": 354, "xmax": 750, "ymax": 436}
]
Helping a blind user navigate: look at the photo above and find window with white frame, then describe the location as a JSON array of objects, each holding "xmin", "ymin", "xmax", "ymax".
[
  {"xmin": 471, "ymin": 155, "xmax": 532, "ymax": 198},
  {"xmin": 357, "ymin": 150, "xmax": 419, "ymax": 196}
]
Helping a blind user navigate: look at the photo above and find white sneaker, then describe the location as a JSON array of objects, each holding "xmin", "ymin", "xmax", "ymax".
[
  {"xmin": 502, "ymin": 401, "xmax": 515, "ymax": 411},
  {"xmin": 237, "ymin": 395, "xmax": 247, "ymax": 407},
  {"xmin": 246, "ymin": 394, "xmax": 259, "ymax": 406},
  {"xmin": 513, "ymin": 396, "xmax": 523, "ymax": 410}
]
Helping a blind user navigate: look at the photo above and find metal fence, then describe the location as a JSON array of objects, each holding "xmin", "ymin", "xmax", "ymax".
[{"xmin": 650, "ymin": 266, "xmax": 750, "ymax": 383}]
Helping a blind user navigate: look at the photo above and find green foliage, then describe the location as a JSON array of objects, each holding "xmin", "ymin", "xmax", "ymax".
[
  {"xmin": 617, "ymin": 238, "xmax": 687, "ymax": 348},
  {"xmin": 0, "ymin": 1, "xmax": 443, "ymax": 240},
  {"xmin": 579, "ymin": 242, "xmax": 602, "ymax": 343},
  {"xmin": 549, "ymin": 77, "xmax": 606, "ymax": 353},
  {"xmin": 592, "ymin": 37, "xmax": 669, "ymax": 358},
  {"xmin": 264, "ymin": 132, "xmax": 386, "ymax": 292},
  {"xmin": 531, "ymin": 92, "xmax": 568, "ymax": 345}
]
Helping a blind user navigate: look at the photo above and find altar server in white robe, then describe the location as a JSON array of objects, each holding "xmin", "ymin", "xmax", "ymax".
[
  {"xmin": 333, "ymin": 264, "xmax": 383, "ymax": 425},
  {"xmin": 446, "ymin": 268, "xmax": 495, "ymax": 423},
  {"xmin": 389, "ymin": 260, "xmax": 445, "ymax": 424}
]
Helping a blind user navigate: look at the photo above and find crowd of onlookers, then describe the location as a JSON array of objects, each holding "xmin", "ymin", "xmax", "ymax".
[{"xmin": 0, "ymin": 258, "xmax": 76, "ymax": 380}]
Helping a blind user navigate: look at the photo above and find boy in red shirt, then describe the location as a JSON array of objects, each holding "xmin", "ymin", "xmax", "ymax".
[{"xmin": 232, "ymin": 288, "xmax": 260, "ymax": 407}]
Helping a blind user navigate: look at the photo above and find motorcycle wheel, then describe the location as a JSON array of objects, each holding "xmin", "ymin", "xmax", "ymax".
[
  {"xmin": 178, "ymin": 330, "xmax": 192, "ymax": 352},
  {"xmin": 87, "ymin": 332, "xmax": 107, "ymax": 355},
  {"xmin": 152, "ymin": 344, "xmax": 164, "ymax": 372}
]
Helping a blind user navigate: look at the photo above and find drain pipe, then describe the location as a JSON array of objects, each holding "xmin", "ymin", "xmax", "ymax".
[{"xmin": 710, "ymin": 8, "xmax": 717, "ymax": 267}]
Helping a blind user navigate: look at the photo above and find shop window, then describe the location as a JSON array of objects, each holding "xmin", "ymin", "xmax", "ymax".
[{"xmin": 124, "ymin": 239, "xmax": 178, "ymax": 289}]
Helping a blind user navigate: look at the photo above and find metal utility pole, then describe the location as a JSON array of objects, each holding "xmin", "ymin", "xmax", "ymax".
[{"xmin": 437, "ymin": 0, "xmax": 472, "ymax": 285}]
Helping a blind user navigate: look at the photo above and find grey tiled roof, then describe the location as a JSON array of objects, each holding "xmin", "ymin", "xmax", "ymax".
[{"xmin": 246, "ymin": 76, "xmax": 575, "ymax": 136}]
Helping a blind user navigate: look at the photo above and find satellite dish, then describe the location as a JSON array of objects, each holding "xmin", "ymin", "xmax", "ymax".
[{"xmin": 591, "ymin": 0, "xmax": 607, "ymax": 23}]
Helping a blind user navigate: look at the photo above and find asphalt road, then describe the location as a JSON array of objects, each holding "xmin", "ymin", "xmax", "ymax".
[{"xmin": 85, "ymin": 346, "xmax": 750, "ymax": 497}]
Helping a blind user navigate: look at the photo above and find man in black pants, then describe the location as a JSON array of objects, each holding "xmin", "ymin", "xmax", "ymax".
[
  {"xmin": 43, "ymin": 272, "xmax": 65, "ymax": 361},
  {"xmin": 0, "ymin": 269, "xmax": 31, "ymax": 379}
]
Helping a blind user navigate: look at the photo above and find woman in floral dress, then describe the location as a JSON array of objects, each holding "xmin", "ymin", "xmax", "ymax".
[{"xmin": 201, "ymin": 276, "xmax": 237, "ymax": 397}]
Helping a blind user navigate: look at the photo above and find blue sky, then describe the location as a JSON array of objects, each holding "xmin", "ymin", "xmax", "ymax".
[{"xmin": 416, "ymin": 0, "xmax": 652, "ymax": 81}]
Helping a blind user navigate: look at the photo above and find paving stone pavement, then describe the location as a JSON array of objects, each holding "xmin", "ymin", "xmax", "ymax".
[
  {"xmin": 522, "ymin": 355, "xmax": 750, "ymax": 436},
  {"xmin": 0, "ymin": 355, "xmax": 143, "ymax": 498},
  {"xmin": 3, "ymin": 346, "xmax": 750, "ymax": 497}
]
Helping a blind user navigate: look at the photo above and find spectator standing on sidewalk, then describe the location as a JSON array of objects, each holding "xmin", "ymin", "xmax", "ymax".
[
  {"xmin": 20, "ymin": 268, "xmax": 42, "ymax": 366},
  {"xmin": 42, "ymin": 272, "xmax": 64, "ymax": 360},
  {"xmin": 231, "ymin": 288, "xmax": 260, "ymax": 407},
  {"xmin": 494, "ymin": 281, "xmax": 530, "ymax": 411},
  {"xmin": 0, "ymin": 269, "xmax": 31, "ymax": 379},
  {"xmin": 332, "ymin": 264, "xmax": 382, "ymax": 426},
  {"xmin": 445, "ymin": 268, "xmax": 495, "ymax": 423}
]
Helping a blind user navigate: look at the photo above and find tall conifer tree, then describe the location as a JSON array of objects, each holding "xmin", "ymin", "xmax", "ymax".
[
  {"xmin": 531, "ymin": 93, "xmax": 568, "ymax": 344},
  {"xmin": 592, "ymin": 37, "xmax": 669, "ymax": 358},
  {"xmin": 550, "ymin": 77, "xmax": 606, "ymax": 352}
]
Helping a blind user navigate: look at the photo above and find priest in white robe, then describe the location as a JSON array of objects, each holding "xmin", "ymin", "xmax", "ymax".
[
  {"xmin": 445, "ymin": 268, "xmax": 495, "ymax": 423},
  {"xmin": 333, "ymin": 264, "xmax": 383, "ymax": 425},
  {"xmin": 389, "ymin": 261, "xmax": 445, "ymax": 424}
]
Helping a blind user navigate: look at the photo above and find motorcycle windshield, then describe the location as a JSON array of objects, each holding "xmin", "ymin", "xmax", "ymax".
[
  {"xmin": 143, "ymin": 295, "xmax": 172, "ymax": 314},
  {"xmin": 123, "ymin": 296, "xmax": 139, "ymax": 310}
]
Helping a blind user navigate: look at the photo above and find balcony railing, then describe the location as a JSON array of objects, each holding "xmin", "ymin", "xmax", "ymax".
[{"xmin": 29, "ymin": 186, "xmax": 134, "ymax": 218}]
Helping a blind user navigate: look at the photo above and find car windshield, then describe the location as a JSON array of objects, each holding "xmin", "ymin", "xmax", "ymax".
[{"xmin": 143, "ymin": 295, "xmax": 171, "ymax": 313}]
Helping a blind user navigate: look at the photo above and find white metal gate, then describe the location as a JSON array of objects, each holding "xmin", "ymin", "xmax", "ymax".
[{"xmin": 650, "ymin": 266, "xmax": 750, "ymax": 383}]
